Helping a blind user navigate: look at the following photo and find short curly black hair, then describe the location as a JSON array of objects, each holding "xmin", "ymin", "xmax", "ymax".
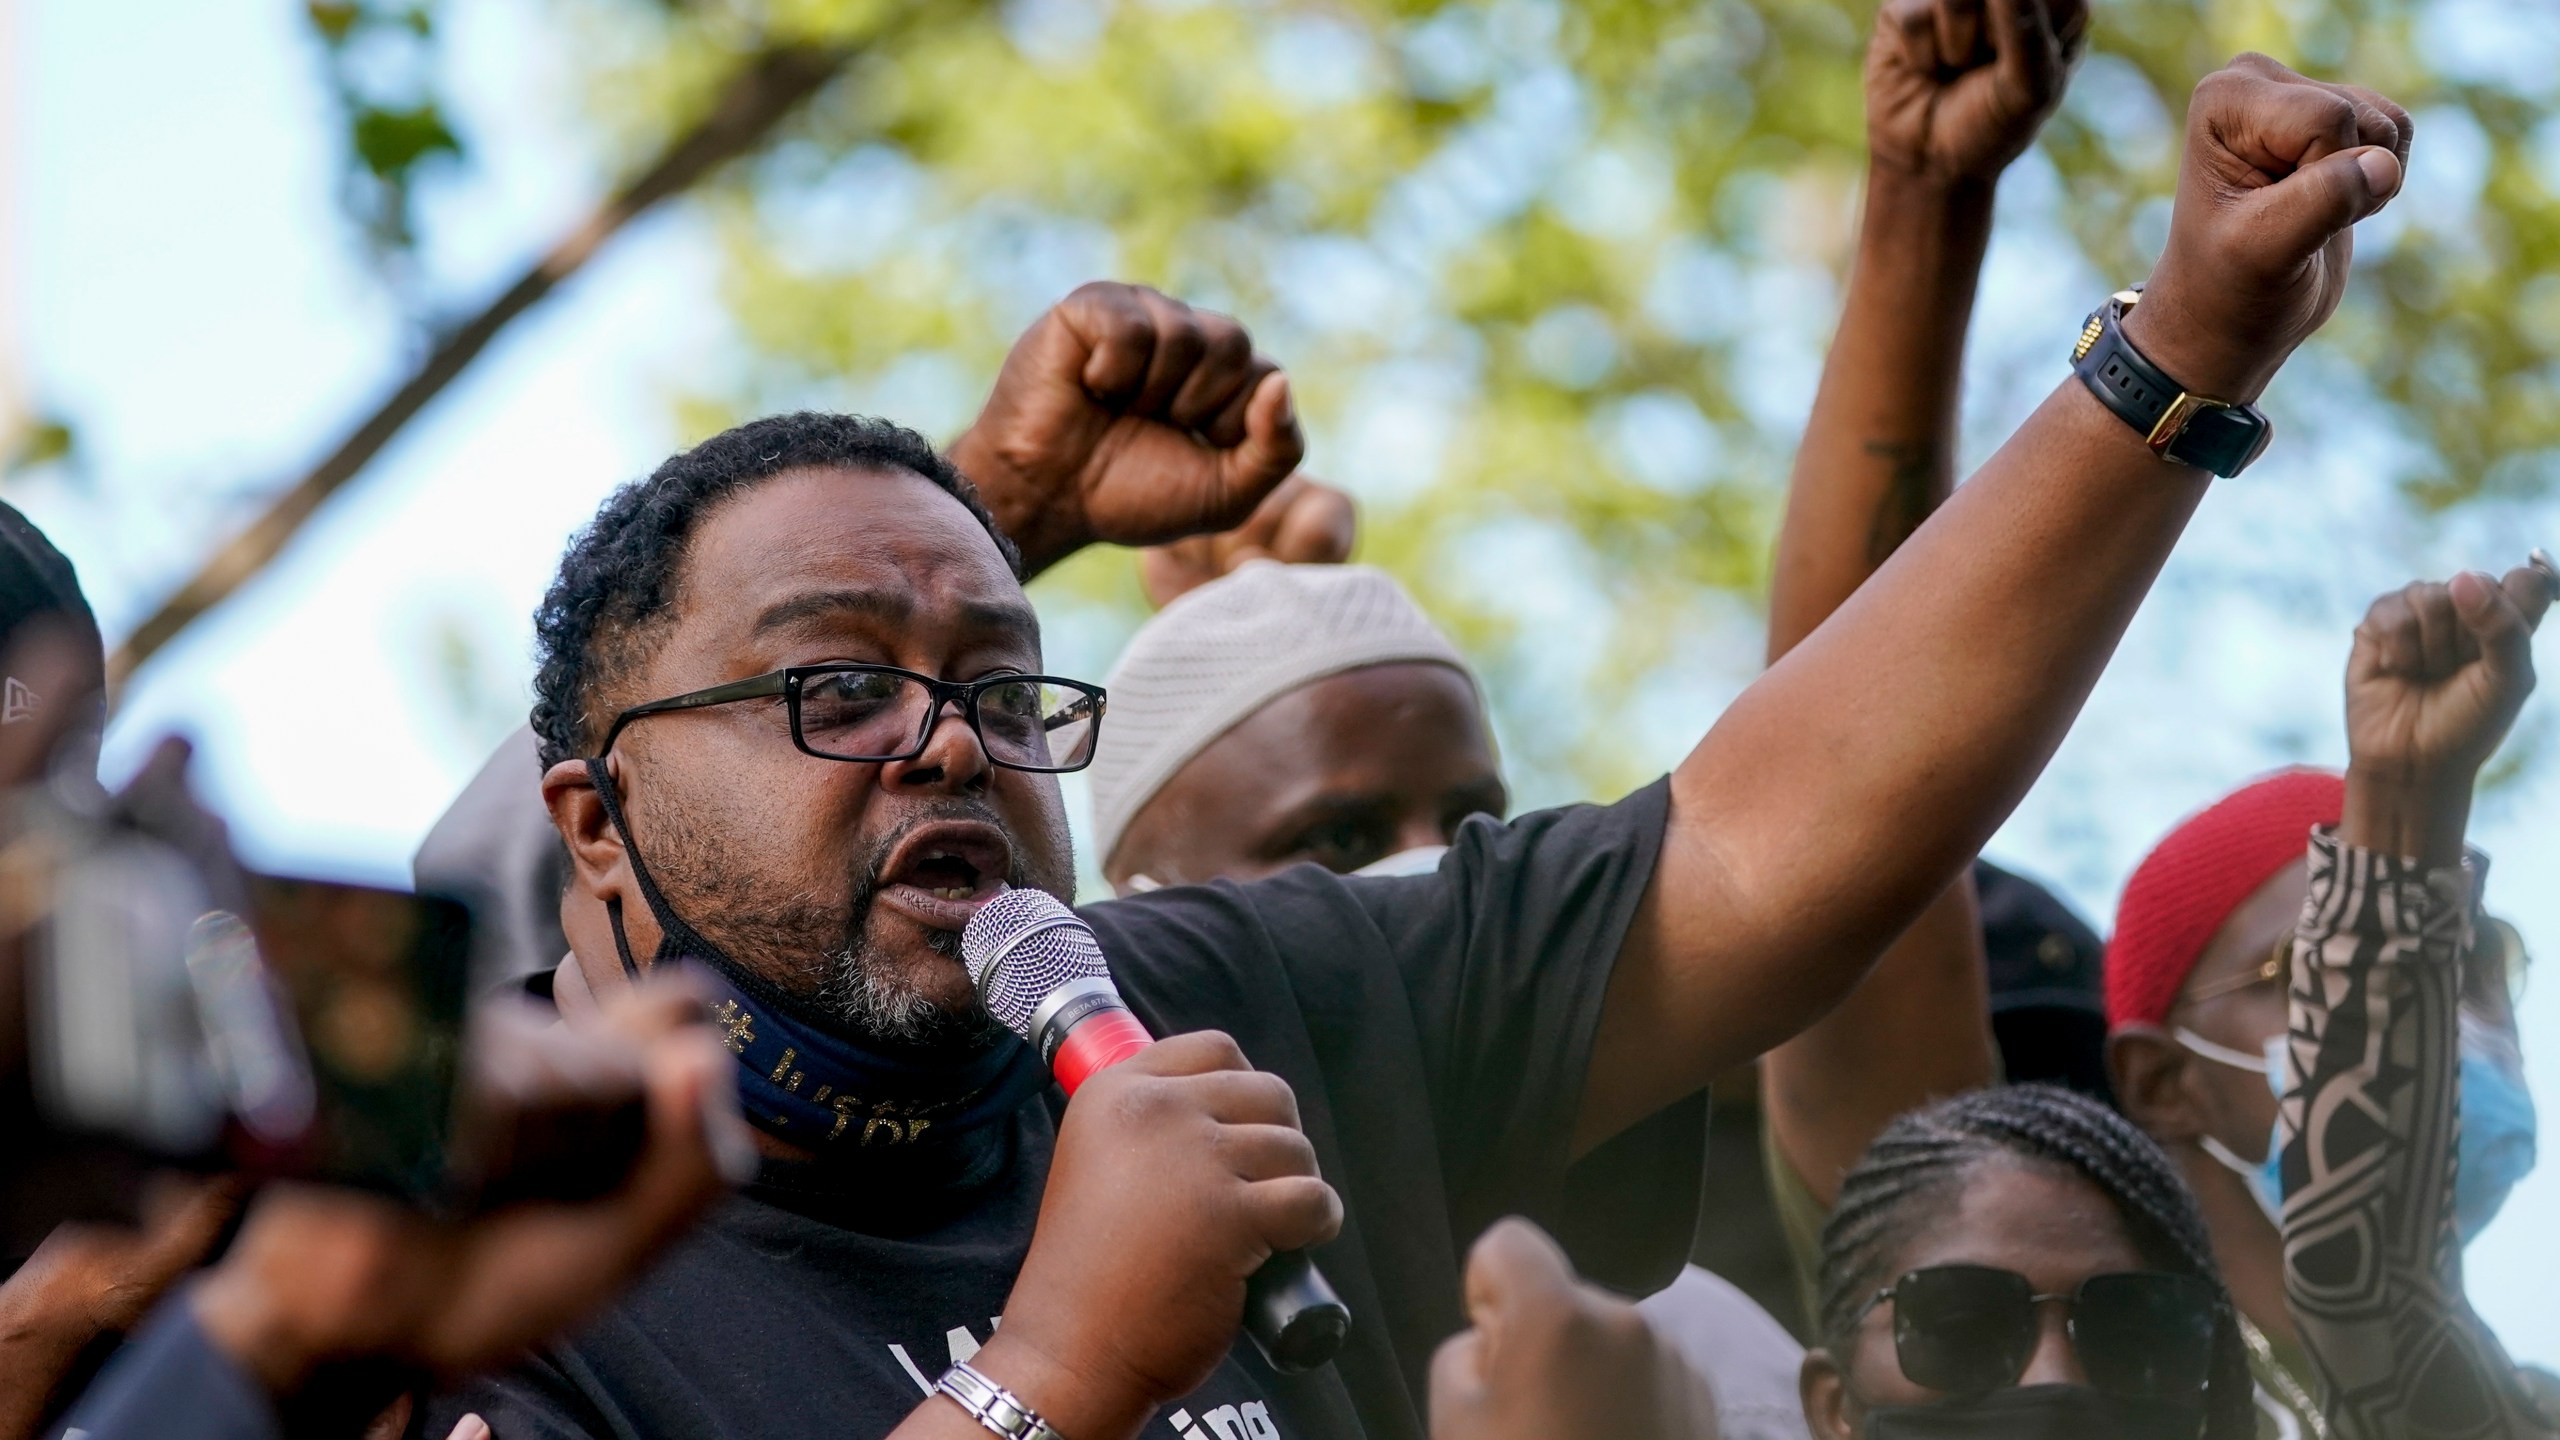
[{"xmin": 529, "ymin": 412, "xmax": 1021, "ymax": 770}]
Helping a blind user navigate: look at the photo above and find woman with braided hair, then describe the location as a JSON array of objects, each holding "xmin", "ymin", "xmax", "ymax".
[{"xmin": 1801, "ymin": 1084, "xmax": 2256, "ymax": 1440}]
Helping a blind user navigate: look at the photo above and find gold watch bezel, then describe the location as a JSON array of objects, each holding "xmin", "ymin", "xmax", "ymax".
[{"xmin": 2144, "ymin": 390, "xmax": 2241, "ymax": 456}]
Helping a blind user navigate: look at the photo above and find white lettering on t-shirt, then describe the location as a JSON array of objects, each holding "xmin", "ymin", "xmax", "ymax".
[
  {"xmin": 1170, "ymin": 1403, "xmax": 1281, "ymax": 1439},
  {"xmin": 886, "ymin": 1317, "xmax": 1003, "ymax": 1394},
  {"xmin": 888, "ymin": 1344, "xmax": 934, "ymax": 1394}
]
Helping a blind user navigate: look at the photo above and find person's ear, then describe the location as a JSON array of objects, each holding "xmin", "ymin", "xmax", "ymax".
[
  {"xmin": 1099, "ymin": 849, "xmax": 1142, "ymax": 896},
  {"xmin": 1102, "ymin": 800, "xmax": 1183, "ymax": 894},
  {"xmin": 547, "ymin": 756, "xmax": 663, "ymax": 982},
  {"xmin": 545, "ymin": 759, "xmax": 640, "ymax": 906},
  {"xmin": 1800, "ymin": 1348, "xmax": 1857, "ymax": 1440},
  {"xmin": 2108, "ymin": 1025, "xmax": 2208, "ymax": 1143}
]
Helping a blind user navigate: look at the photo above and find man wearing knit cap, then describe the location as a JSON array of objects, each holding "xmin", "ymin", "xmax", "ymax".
[
  {"xmin": 2105, "ymin": 567, "xmax": 2555, "ymax": 1437},
  {"xmin": 1090, "ymin": 560, "xmax": 1498, "ymax": 893},
  {"xmin": 1089, "ymin": 556, "xmax": 1825, "ymax": 1440}
]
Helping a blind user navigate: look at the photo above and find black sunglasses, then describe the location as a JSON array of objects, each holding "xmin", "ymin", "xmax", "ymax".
[
  {"xmin": 596, "ymin": 664, "xmax": 1107, "ymax": 774},
  {"xmin": 1847, "ymin": 1265, "xmax": 2221, "ymax": 1401}
]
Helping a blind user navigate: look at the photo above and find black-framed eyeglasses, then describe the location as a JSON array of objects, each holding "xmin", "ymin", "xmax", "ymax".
[
  {"xmin": 1845, "ymin": 1265, "xmax": 2221, "ymax": 1402},
  {"xmin": 596, "ymin": 664, "xmax": 1107, "ymax": 774}
]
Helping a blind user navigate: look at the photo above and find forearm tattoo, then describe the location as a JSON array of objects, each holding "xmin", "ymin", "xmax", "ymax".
[
  {"xmin": 1859, "ymin": 440, "xmax": 1939, "ymax": 567},
  {"xmin": 2279, "ymin": 831, "xmax": 2553, "ymax": 1438}
]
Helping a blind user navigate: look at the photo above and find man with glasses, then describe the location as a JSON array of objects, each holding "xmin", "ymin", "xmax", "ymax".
[{"xmin": 445, "ymin": 50, "xmax": 2412, "ymax": 1433}]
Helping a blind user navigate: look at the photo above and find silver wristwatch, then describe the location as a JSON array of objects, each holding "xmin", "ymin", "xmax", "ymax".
[{"xmin": 936, "ymin": 1361, "xmax": 1070, "ymax": 1440}]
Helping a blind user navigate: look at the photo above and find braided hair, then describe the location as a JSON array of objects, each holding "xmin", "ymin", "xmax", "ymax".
[{"xmin": 1816, "ymin": 1084, "xmax": 2256, "ymax": 1440}]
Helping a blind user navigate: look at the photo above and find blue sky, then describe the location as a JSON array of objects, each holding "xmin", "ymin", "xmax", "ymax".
[{"xmin": 16, "ymin": 0, "xmax": 2559, "ymax": 1366}]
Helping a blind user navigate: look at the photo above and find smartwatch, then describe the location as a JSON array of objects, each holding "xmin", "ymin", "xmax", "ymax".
[{"xmin": 2071, "ymin": 288, "xmax": 2272, "ymax": 477}]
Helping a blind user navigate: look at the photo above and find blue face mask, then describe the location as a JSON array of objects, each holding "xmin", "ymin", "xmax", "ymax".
[
  {"xmin": 2176, "ymin": 1028, "xmax": 2289, "ymax": 1224},
  {"xmin": 2454, "ymin": 1010, "xmax": 2538, "ymax": 1242},
  {"xmin": 2179, "ymin": 1018, "xmax": 2539, "ymax": 1243}
]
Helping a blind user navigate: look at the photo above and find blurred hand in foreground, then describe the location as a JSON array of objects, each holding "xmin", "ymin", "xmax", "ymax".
[
  {"xmin": 0, "ymin": 1177, "xmax": 245, "ymax": 1440},
  {"xmin": 1, "ymin": 636, "xmax": 247, "ymax": 1437},
  {"xmin": 1428, "ymin": 1219, "xmax": 1718, "ymax": 1440},
  {"xmin": 187, "ymin": 974, "xmax": 748, "ymax": 1399}
]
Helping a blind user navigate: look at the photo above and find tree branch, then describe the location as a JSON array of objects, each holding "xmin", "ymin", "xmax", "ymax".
[{"xmin": 109, "ymin": 42, "xmax": 853, "ymax": 684}]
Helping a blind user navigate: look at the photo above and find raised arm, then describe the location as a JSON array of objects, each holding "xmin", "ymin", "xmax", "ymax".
[
  {"xmin": 946, "ymin": 283, "xmax": 1306, "ymax": 581},
  {"xmin": 1760, "ymin": 0, "xmax": 2084, "ymax": 1203},
  {"xmin": 2282, "ymin": 566, "xmax": 2554, "ymax": 1439},
  {"xmin": 1578, "ymin": 53, "xmax": 2414, "ymax": 1149}
]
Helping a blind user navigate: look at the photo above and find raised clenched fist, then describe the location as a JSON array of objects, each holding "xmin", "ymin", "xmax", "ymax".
[
  {"xmin": 2346, "ymin": 565, "xmax": 2550, "ymax": 793},
  {"xmin": 1865, "ymin": 0, "xmax": 2085, "ymax": 186},
  {"xmin": 2127, "ymin": 54, "xmax": 2410, "ymax": 405},
  {"xmin": 949, "ymin": 283, "xmax": 1305, "ymax": 579}
]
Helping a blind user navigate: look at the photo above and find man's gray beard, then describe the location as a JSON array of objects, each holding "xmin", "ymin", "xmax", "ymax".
[
  {"xmin": 812, "ymin": 919, "xmax": 1005, "ymax": 1052},
  {"xmin": 644, "ymin": 799, "xmax": 1068, "ymax": 1054}
]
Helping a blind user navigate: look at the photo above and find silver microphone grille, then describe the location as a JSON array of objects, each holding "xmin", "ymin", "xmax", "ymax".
[{"xmin": 960, "ymin": 887, "xmax": 1110, "ymax": 1041}]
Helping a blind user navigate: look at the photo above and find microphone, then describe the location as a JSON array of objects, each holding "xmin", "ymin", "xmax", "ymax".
[{"xmin": 962, "ymin": 887, "xmax": 1352, "ymax": 1375}]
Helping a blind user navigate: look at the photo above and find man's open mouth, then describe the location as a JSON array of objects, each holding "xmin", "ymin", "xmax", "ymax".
[{"xmin": 871, "ymin": 820, "xmax": 1014, "ymax": 932}]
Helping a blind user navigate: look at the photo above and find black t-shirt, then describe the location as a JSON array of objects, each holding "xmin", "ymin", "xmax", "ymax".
[{"xmin": 431, "ymin": 781, "xmax": 1702, "ymax": 1440}]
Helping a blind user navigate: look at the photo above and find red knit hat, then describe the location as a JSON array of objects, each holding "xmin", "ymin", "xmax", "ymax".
[{"xmin": 2104, "ymin": 768, "xmax": 2345, "ymax": 1031}]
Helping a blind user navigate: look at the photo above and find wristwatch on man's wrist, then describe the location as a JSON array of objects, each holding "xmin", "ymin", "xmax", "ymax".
[{"xmin": 2071, "ymin": 287, "xmax": 2273, "ymax": 478}]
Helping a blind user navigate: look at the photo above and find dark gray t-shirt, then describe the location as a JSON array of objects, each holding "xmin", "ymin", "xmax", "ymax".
[{"xmin": 432, "ymin": 781, "xmax": 1702, "ymax": 1440}]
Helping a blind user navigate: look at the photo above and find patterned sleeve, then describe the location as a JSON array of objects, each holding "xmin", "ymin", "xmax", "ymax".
[{"xmin": 2278, "ymin": 828, "xmax": 2553, "ymax": 1439}]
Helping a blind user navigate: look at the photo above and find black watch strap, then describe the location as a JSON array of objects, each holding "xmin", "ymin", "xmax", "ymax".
[{"xmin": 2071, "ymin": 291, "xmax": 2272, "ymax": 477}]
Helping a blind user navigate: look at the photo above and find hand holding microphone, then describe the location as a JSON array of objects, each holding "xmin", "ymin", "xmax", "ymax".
[{"xmin": 959, "ymin": 890, "xmax": 1347, "ymax": 1437}]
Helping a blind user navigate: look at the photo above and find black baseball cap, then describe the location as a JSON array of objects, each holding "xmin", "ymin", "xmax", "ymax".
[
  {"xmin": 1976, "ymin": 858, "xmax": 2113, "ymax": 1104},
  {"xmin": 0, "ymin": 499, "xmax": 106, "ymax": 774}
]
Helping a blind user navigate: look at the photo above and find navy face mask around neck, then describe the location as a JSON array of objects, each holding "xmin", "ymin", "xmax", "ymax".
[
  {"xmin": 585, "ymin": 758, "xmax": 1047, "ymax": 1154},
  {"xmin": 1861, "ymin": 1385, "xmax": 2205, "ymax": 1440}
]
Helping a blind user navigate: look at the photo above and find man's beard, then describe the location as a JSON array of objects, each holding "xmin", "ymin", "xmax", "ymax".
[
  {"xmin": 645, "ymin": 798, "xmax": 1072, "ymax": 1053},
  {"xmin": 810, "ymin": 856, "xmax": 1004, "ymax": 1051}
]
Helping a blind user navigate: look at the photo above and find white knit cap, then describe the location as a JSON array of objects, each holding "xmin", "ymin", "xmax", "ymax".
[{"xmin": 1088, "ymin": 561, "xmax": 1476, "ymax": 868}]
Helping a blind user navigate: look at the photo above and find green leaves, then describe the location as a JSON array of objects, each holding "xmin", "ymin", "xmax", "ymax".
[
  {"xmin": 6, "ymin": 415, "xmax": 79, "ymax": 480},
  {"xmin": 350, "ymin": 103, "xmax": 462, "ymax": 181},
  {"xmin": 306, "ymin": 2, "xmax": 363, "ymax": 42},
  {"xmin": 558, "ymin": 0, "xmax": 2560, "ymax": 802},
  {"xmin": 302, "ymin": 0, "xmax": 465, "ymax": 281}
]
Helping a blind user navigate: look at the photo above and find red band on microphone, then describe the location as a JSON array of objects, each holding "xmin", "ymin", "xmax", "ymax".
[{"xmin": 1051, "ymin": 1009, "xmax": 1154, "ymax": 1096}]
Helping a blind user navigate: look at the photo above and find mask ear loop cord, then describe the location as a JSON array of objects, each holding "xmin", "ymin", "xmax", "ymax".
[
  {"xmin": 2171, "ymin": 1025, "xmax": 2293, "ymax": 1228},
  {"xmin": 585, "ymin": 755, "xmax": 718, "ymax": 984},
  {"xmin": 2172, "ymin": 1027, "xmax": 2281, "ymax": 1074}
]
